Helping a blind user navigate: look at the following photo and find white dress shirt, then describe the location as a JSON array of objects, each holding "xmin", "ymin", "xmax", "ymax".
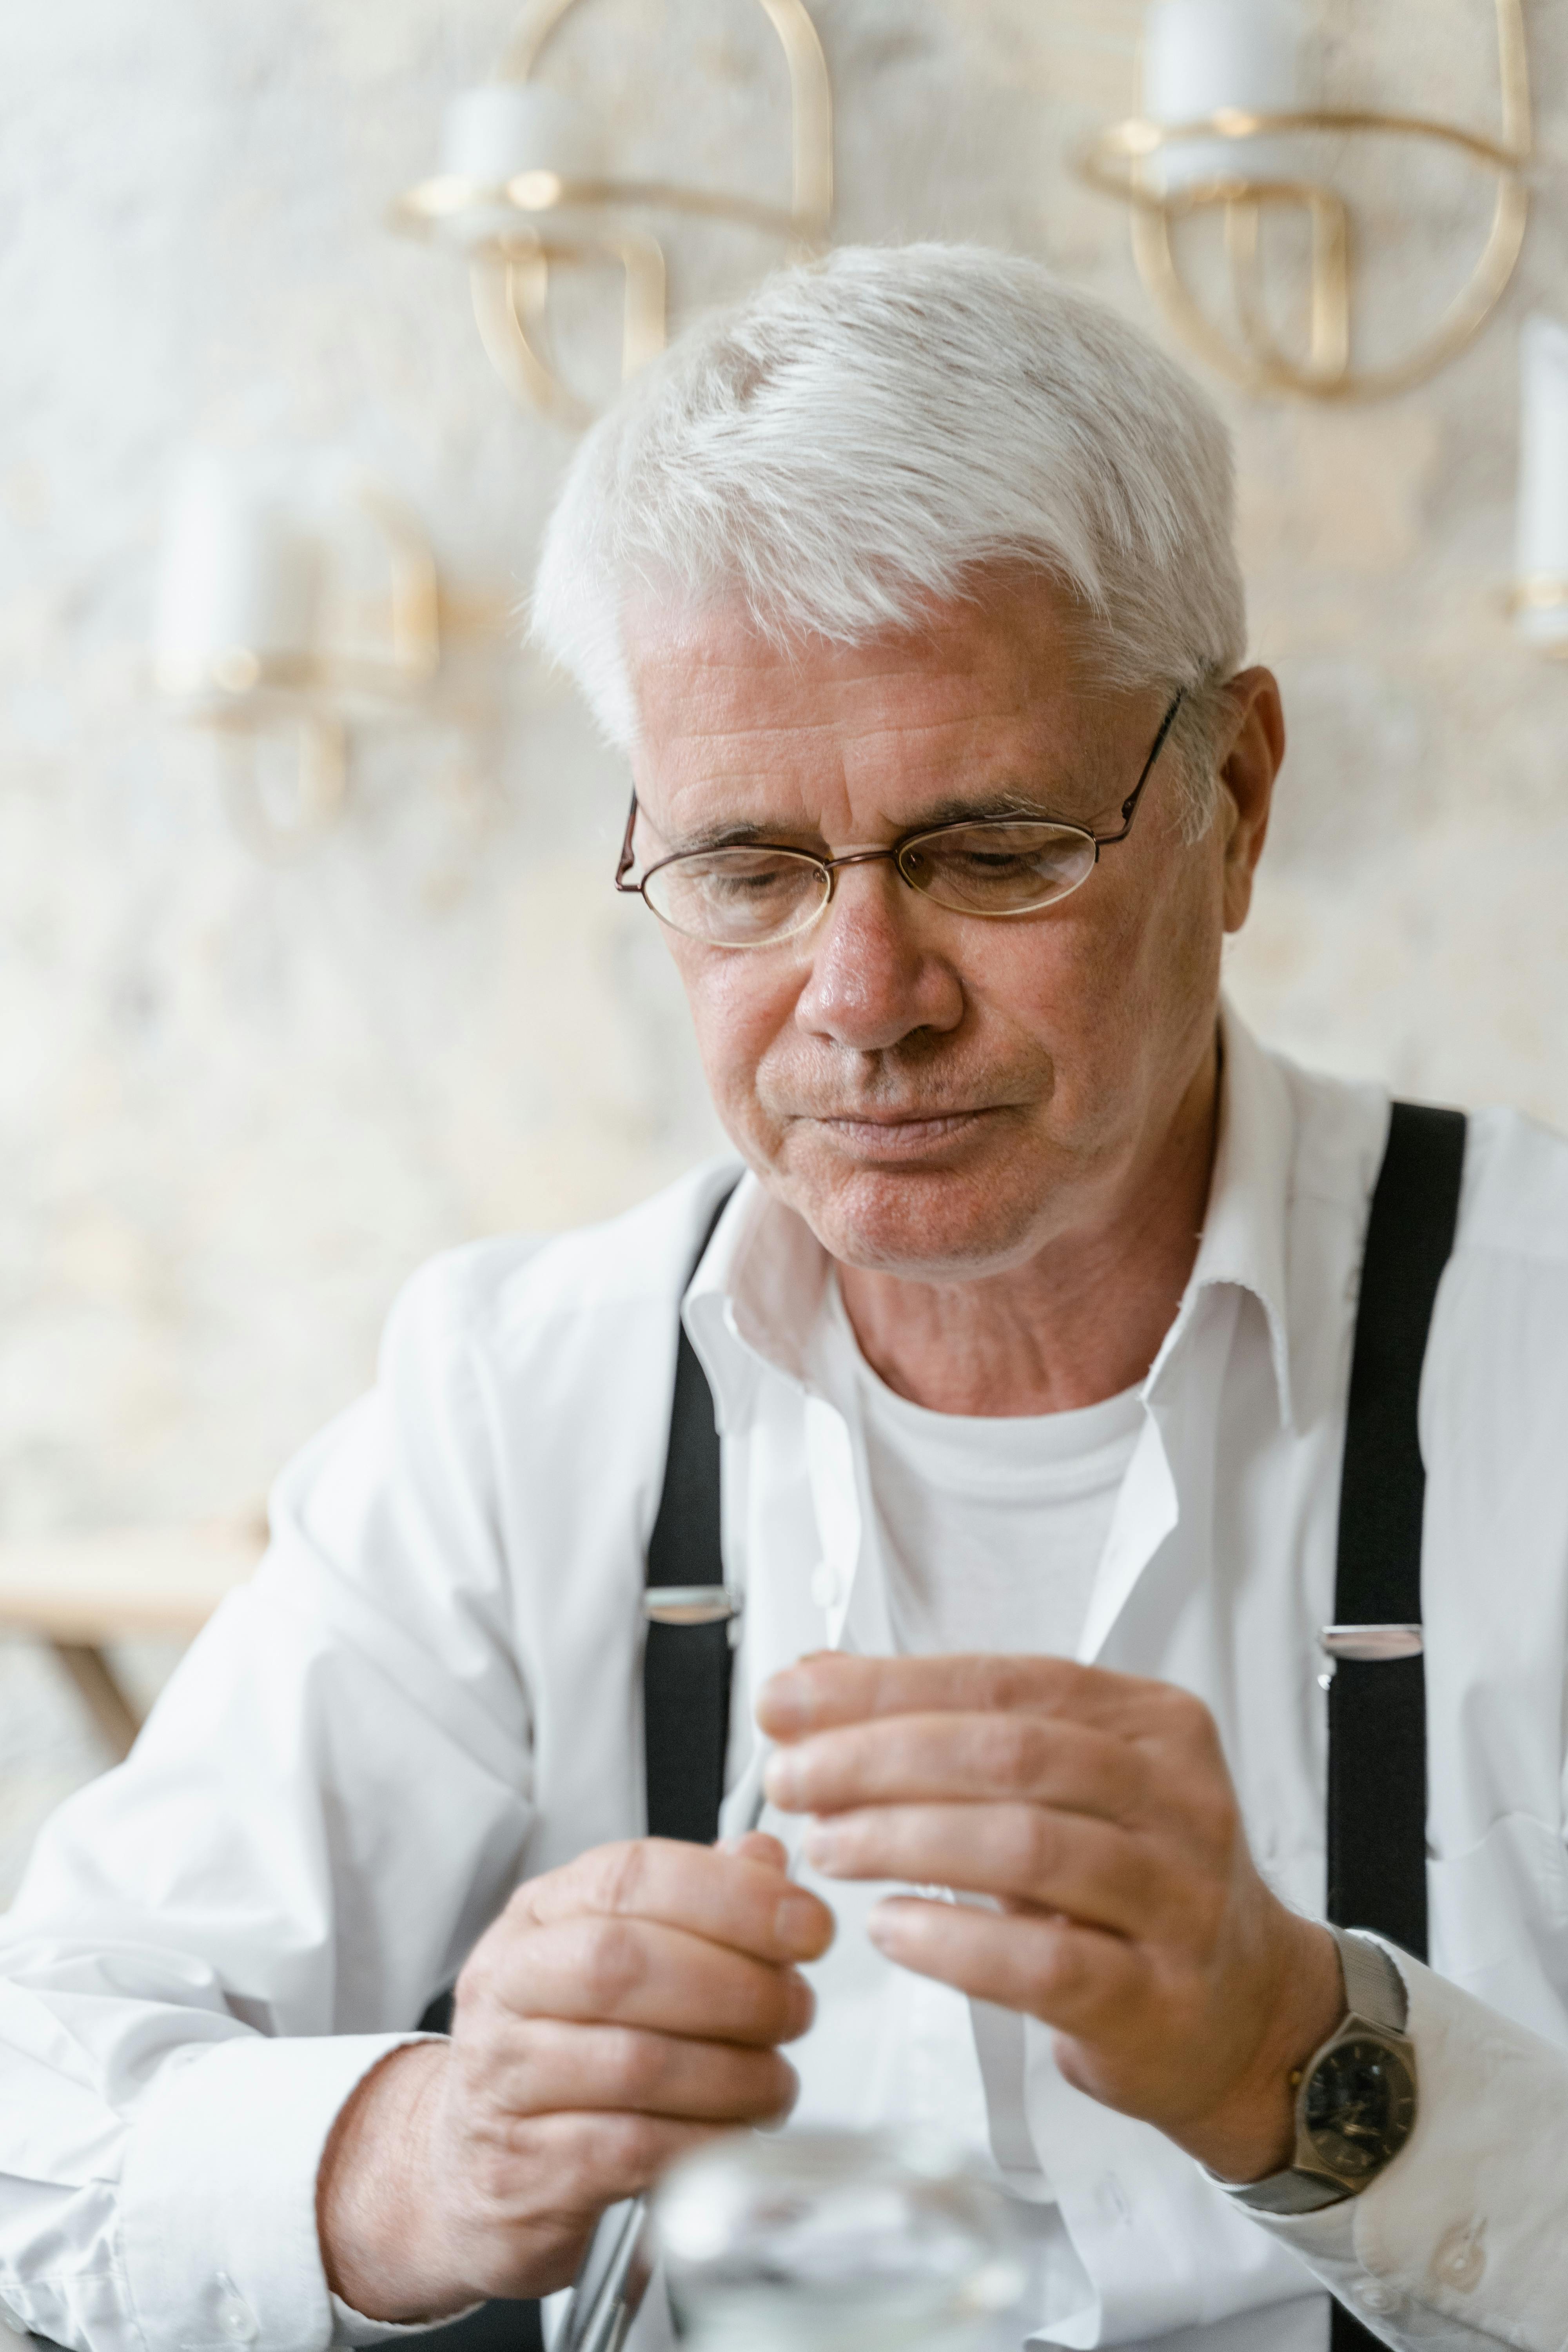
[{"xmin": 3, "ymin": 1005, "xmax": 1568, "ymax": 2352}]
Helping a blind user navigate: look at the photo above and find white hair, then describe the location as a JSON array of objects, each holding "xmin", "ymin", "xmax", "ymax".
[{"xmin": 530, "ymin": 243, "xmax": 1246, "ymax": 825}]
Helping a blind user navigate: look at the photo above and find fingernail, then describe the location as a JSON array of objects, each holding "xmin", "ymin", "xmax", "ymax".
[
  {"xmin": 802, "ymin": 1821, "xmax": 845, "ymax": 1873},
  {"xmin": 775, "ymin": 1889, "xmax": 827, "ymax": 1957},
  {"xmin": 756, "ymin": 1670, "xmax": 811, "ymax": 1735},
  {"xmin": 763, "ymin": 1749, "xmax": 804, "ymax": 1808},
  {"xmin": 866, "ymin": 1900, "xmax": 913, "ymax": 1955}
]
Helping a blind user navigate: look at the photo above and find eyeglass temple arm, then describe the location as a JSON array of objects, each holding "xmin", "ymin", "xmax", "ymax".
[
  {"xmin": 615, "ymin": 791, "xmax": 641, "ymax": 890},
  {"xmin": 1095, "ymin": 689, "xmax": 1186, "ymax": 847}
]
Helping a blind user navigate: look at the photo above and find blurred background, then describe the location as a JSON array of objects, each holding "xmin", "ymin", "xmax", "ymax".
[{"xmin": 2, "ymin": 0, "xmax": 1565, "ymax": 1898}]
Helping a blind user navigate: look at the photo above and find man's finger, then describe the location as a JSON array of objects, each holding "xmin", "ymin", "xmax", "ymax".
[
  {"xmin": 464, "ymin": 2016, "xmax": 799, "ymax": 2124},
  {"xmin": 757, "ymin": 1653, "xmax": 1171, "ymax": 1742},
  {"xmin": 506, "ymin": 1837, "xmax": 833, "ymax": 1964},
  {"xmin": 798, "ymin": 1801, "xmax": 1164, "ymax": 1939},
  {"xmin": 765, "ymin": 1711, "xmax": 1145, "ymax": 1824},
  {"xmin": 465, "ymin": 1913, "xmax": 816, "ymax": 2047},
  {"xmin": 865, "ymin": 1895, "xmax": 1144, "ymax": 2033}
]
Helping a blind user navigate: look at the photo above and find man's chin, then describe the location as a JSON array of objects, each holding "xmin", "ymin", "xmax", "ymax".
[{"xmin": 773, "ymin": 1151, "xmax": 1044, "ymax": 1280}]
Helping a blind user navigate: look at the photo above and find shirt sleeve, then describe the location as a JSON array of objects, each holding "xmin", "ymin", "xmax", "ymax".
[
  {"xmin": 1246, "ymin": 1949, "xmax": 1568, "ymax": 2351},
  {"xmin": 0, "ymin": 1253, "xmax": 538, "ymax": 2352}
]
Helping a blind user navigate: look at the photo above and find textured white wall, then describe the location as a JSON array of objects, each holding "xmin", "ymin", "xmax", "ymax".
[{"xmin": 2, "ymin": 0, "xmax": 1565, "ymax": 1894}]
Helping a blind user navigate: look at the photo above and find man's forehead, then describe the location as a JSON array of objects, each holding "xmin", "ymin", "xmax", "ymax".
[{"xmin": 624, "ymin": 583, "xmax": 1123, "ymax": 829}]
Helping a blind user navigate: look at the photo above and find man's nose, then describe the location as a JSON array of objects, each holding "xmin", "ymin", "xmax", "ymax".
[{"xmin": 794, "ymin": 860, "xmax": 964, "ymax": 1051}]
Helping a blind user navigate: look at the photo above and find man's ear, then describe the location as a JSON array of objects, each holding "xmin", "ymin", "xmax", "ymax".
[{"xmin": 1214, "ymin": 668, "xmax": 1285, "ymax": 933}]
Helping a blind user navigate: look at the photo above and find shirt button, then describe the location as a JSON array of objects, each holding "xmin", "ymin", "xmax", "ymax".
[
  {"xmin": 1434, "ymin": 2221, "xmax": 1486, "ymax": 2294},
  {"xmin": 214, "ymin": 2288, "xmax": 258, "ymax": 2344},
  {"xmin": 1357, "ymin": 2282, "xmax": 1399, "ymax": 2317},
  {"xmin": 810, "ymin": 1561, "xmax": 842, "ymax": 1610}
]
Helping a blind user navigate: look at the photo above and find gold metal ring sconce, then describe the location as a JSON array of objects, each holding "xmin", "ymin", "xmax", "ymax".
[
  {"xmin": 1080, "ymin": 0, "xmax": 1531, "ymax": 402},
  {"xmin": 392, "ymin": 0, "xmax": 833, "ymax": 424},
  {"xmin": 154, "ymin": 474, "xmax": 443, "ymax": 856}
]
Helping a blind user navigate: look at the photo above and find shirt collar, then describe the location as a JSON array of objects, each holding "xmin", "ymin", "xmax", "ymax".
[
  {"xmin": 684, "ymin": 997, "xmax": 1298, "ymax": 1435},
  {"xmin": 1148, "ymin": 999, "xmax": 1297, "ymax": 1432},
  {"xmin": 682, "ymin": 1173, "xmax": 829, "ymax": 1432}
]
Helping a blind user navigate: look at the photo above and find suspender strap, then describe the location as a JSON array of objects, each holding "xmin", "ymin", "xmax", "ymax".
[
  {"xmin": 1327, "ymin": 1100, "xmax": 1465, "ymax": 1962},
  {"xmin": 1327, "ymin": 1102, "xmax": 1465, "ymax": 2352},
  {"xmin": 643, "ymin": 1188, "xmax": 737, "ymax": 1845}
]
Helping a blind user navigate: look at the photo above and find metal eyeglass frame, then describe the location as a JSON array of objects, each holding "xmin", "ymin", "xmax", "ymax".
[{"xmin": 614, "ymin": 688, "xmax": 1185, "ymax": 943}]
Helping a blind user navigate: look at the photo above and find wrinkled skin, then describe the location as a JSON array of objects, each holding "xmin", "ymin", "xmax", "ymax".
[
  {"xmin": 758, "ymin": 1654, "xmax": 1342, "ymax": 2183},
  {"xmin": 624, "ymin": 571, "xmax": 1276, "ymax": 1412},
  {"xmin": 318, "ymin": 1833, "xmax": 832, "ymax": 2319}
]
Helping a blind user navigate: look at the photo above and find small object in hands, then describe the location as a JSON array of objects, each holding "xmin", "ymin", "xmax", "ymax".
[
  {"xmin": 653, "ymin": 2126, "xmax": 1026, "ymax": 2352},
  {"xmin": 558, "ymin": 2198, "xmax": 653, "ymax": 2352}
]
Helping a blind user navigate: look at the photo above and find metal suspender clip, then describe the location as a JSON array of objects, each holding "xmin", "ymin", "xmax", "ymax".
[
  {"xmin": 642, "ymin": 1585, "xmax": 743, "ymax": 1627},
  {"xmin": 1316, "ymin": 1622, "xmax": 1423, "ymax": 1691},
  {"xmin": 1319, "ymin": 1623, "xmax": 1425, "ymax": 1661}
]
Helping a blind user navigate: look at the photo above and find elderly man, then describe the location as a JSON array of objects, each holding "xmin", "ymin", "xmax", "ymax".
[{"xmin": 3, "ymin": 246, "xmax": 1568, "ymax": 2352}]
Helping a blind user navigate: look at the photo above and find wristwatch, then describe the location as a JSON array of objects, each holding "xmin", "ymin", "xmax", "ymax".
[{"xmin": 1220, "ymin": 1928, "xmax": 1418, "ymax": 2216}]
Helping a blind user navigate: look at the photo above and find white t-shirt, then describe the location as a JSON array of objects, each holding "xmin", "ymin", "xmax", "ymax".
[{"xmin": 820, "ymin": 1279, "xmax": 1144, "ymax": 1661}]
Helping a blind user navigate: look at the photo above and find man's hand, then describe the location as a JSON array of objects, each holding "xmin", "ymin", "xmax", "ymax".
[
  {"xmin": 758, "ymin": 1655, "xmax": 1343, "ymax": 2184},
  {"xmin": 317, "ymin": 1831, "xmax": 833, "ymax": 2321}
]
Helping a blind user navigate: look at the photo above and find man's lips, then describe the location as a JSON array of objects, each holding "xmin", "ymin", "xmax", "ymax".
[{"xmin": 796, "ymin": 1107, "xmax": 1004, "ymax": 1155}]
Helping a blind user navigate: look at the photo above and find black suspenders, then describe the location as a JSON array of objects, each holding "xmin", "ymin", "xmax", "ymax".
[
  {"xmin": 641, "ymin": 1109, "xmax": 1470, "ymax": 1914},
  {"xmin": 1328, "ymin": 1101, "xmax": 1465, "ymax": 2352}
]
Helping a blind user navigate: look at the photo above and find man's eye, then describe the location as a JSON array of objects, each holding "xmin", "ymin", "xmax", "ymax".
[
  {"xmin": 697, "ymin": 859, "xmax": 804, "ymax": 900},
  {"xmin": 943, "ymin": 848, "xmax": 1037, "ymax": 875}
]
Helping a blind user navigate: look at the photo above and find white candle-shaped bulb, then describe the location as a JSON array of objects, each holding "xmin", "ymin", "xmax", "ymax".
[
  {"xmin": 434, "ymin": 83, "xmax": 604, "ymax": 248},
  {"xmin": 1515, "ymin": 315, "xmax": 1568, "ymax": 648},
  {"xmin": 440, "ymin": 83, "xmax": 602, "ymax": 183},
  {"xmin": 1142, "ymin": 0, "xmax": 1309, "ymax": 194},
  {"xmin": 154, "ymin": 456, "xmax": 320, "ymax": 699}
]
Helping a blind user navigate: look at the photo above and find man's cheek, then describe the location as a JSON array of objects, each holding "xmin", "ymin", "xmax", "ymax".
[{"xmin": 683, "ymin": 989, "xmax": 786, "ymax": 1150}]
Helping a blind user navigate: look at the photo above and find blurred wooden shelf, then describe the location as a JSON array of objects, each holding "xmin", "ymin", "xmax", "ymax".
[
  {"xmin": 0, "ymin": 1518, "xmax": 264, "ymax": 1641},
  {"xmin": 0, "ymin": 1516, "xmax": 267, "ymax": 1759}
]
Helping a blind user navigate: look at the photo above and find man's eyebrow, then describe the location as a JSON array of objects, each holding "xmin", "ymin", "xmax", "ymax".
[
  {"xmin": 662, "ymin": 785, "xmax": 1069, "ymax": 855},
  {"xmin": 902, "ymin": 786, "xmax": 1060, "ymax": 830}
]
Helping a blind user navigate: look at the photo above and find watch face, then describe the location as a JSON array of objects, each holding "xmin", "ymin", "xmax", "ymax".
[{"xmin": 1302, "ymin": 2036, "xmax": 1417, "ymax": 2184}]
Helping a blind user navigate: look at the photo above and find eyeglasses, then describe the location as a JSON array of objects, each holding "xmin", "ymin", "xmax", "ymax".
[{"xmin": 614, "ymin": 689, "xmax": 1185, "ymax": 951}]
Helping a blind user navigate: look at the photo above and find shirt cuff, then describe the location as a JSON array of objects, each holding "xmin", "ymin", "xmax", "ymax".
[
  {"xmin": 1246, "ymin": 1946, "xmax": 1568, "ymax": 2349},
  {"xmin": 331, "ymin": 2293, "xmax": 484, "ymax": 2347},
  {"xmin": 120, "ymin": 2031, "xmax": 426, "ymax": 2352}
]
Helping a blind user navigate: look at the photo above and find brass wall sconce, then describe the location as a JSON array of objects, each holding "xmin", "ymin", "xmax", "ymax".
[
  {"xmin": 153, "ymin": 456, "xmax": 441, "ymax": 854},
  {"xmin": 1512, "ymin": 314, "xmax": 1568, "ymax": 657},
  {"xmin": 1080, "ymin": 0, "xmax": 1531, "ymax": 402},
  {"xmin": 391, "ymin": 0, "xmax": 833, "ymax": 424}
]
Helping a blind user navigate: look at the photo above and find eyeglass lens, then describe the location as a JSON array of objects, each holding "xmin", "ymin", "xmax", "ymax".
[{"xmin": 643, "ymin": 822, "xmax": 1099, "ymax": 946}]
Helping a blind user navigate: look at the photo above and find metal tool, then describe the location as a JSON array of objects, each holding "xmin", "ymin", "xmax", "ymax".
[{"xmin": 558, "ymin": 2196, "xmax": 655, "ymax": 2352}]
